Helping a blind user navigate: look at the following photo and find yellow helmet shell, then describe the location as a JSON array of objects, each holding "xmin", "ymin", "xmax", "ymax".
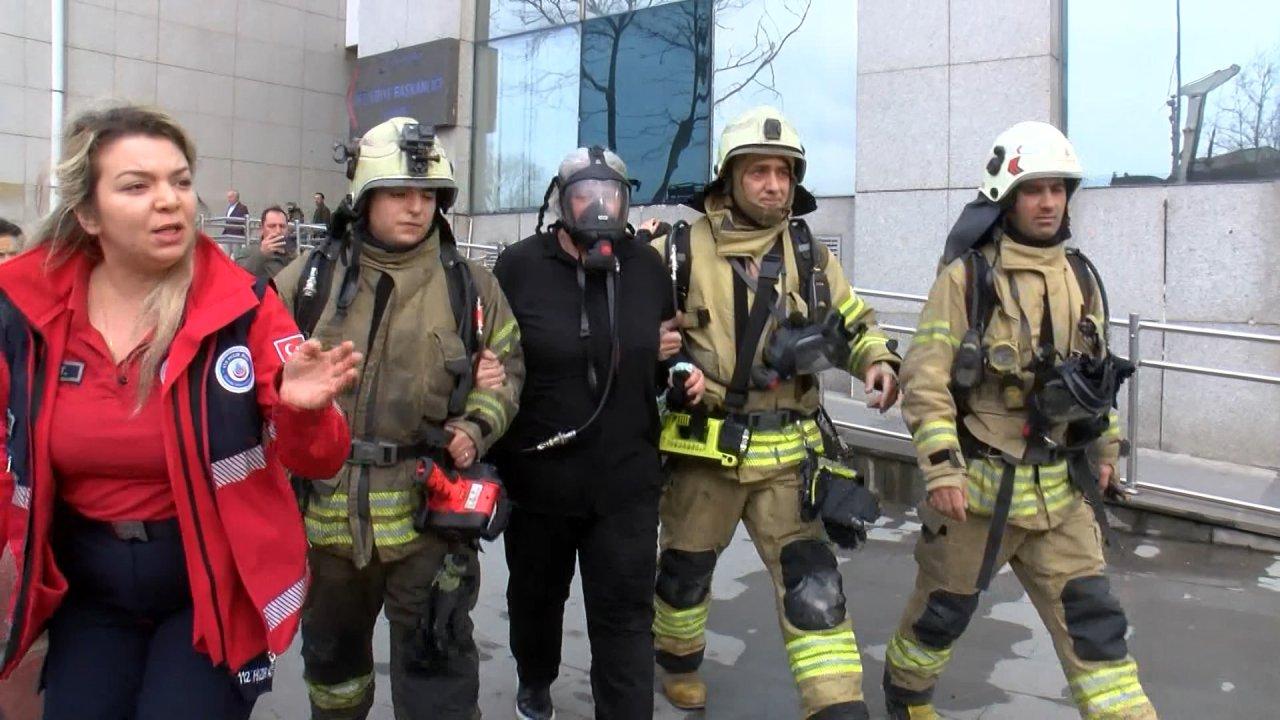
[
  {"xmin": 349, "ymin": 117, "xmax": 457, "ymax": 209},
  {"xmin": 715, "ymin": 105, "xmax": 806, "ymax": 183}
]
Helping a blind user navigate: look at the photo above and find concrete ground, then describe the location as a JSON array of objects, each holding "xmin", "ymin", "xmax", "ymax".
[
  {"xmin": 242, "ymin": 505, "xmax": 1280, "ymax": 720},
  {"xmin": 2, "ymin": 504, "xmax": 1275, "ymax": 720}
]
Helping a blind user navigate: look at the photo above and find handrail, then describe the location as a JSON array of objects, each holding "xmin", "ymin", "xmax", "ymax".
[{"xmin": 841, "ymin": 285, "xmax": 1280, "ymax": 516}]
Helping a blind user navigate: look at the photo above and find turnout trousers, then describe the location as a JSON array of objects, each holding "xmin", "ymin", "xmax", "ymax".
[
  {"xmin": 301, "ymin": 540, "xmax": 481, "ymax": 720},
  {"xmin": 504, "ymin": 502, "xmax": 659, "ymax": 720},
  {"xmin": 884, "ymin": 497, "xmax": 1157, "ymax": 719},
  {"xmin": 653, "ymin": 460, "xmax": 867, "ymax": 718}
]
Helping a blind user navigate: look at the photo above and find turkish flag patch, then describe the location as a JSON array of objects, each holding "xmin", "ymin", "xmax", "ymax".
[{"xmin": 273, "ymin": 334, "xmax": 305, "ymax": 362}]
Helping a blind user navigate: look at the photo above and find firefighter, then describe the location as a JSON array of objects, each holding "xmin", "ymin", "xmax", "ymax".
[
  {"xmin": 272, "ymin": 117, "xmax": 524, "ymax": 720},
  {"xmin": 648, "ymin": 106, "xmax": 900, "ymax": 720},
  {"xmin": 882, "ymin": 121, "xmax": 1157, "ymax": 720}
]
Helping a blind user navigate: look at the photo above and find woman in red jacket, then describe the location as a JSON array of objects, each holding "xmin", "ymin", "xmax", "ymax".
[{"xmin": 0, "ymin": 105, "xmax": 359, "ymax": 719}]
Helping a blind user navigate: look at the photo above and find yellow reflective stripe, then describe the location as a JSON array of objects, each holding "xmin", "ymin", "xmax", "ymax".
[
  {"xmin": 466, "ymin": 392, "xmax": 508, "ymax": 429},
  {"xmin": 966, "ymin": 459, "xmax": 1075, "ymax": 518},
  {"xmin": 912, "ymin": 321, "xmax": 960, "ymax": 349},
  {"xmin": 1069, "ymin": 661, "xmax": 1151, "ymax": 717},
  {"xmin": 849, "ymin": 334, "xmax": 889, "ymax": 372},
  {"xmin": 371, "ymin": 515, "xmax": 418, "ymax": 545},
  {"xmin": 305, "ymin": 516, "xmax": 418, "ymax": 548},
  {"xmin": 837, "ymin": 294, "xmax": 866, "ymax": 326},
  {"xmin": 885, "ymin": 633, "xmax": 952, "ymax": 675},
  {"xmin": 306, "ymin": 523, "xmax": 353, "ymax": 546},
  {"xmin": 1103, "ymin": 409, "xmax": 1122, "ymax": 439},
  {"xmin": 307, "ymin": 491, "xmax": 416, "ymax": 520},
  {"xmin": 306, "ymin": 672, "xmax": 374, "ymax": 710},
  {"xmin": 653, "ymin": 598, "xmax": 708, "ymax": 640},
  {"xmin": 490, "ymin": 319, "xmax": 519, "ymax": 355},
  {"xmin": 913, "ymin": 419, "xmax": 959, "ymax": 452},
  {"xmin": 786, "ymin": 629, "xmax": 862, "ymax": 681},
  {"xmin": 741, "ymin": 450, "xmax": 809, "ymax": 467}
]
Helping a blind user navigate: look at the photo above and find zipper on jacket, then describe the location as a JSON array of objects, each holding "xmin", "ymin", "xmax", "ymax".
[
  {"xmin": 170, "ymin": 344, "xmax": 230, "ymax": 665},
  {"xmin": 3, "ymin": 331, "xmax": 43, "ymax": 667}
]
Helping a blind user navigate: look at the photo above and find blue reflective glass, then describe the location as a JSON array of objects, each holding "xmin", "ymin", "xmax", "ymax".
[
  {"xmin": 713, "ymin": 0, "xmax": 857, "ymax": 196},
  {"xmin": 473, "ymin": 26, "xmax": 582, "ymax": 212},
  {"xmin": 1068, "ymin": 0, "xmax": 1279, "ymax": 186},
  {"xmin": 578, "ymin": 0, "xmax": 713, "ymax": 205},
  {"xmin": 483, "ymin": 0, "xmax": 580, "ymax": 40}
]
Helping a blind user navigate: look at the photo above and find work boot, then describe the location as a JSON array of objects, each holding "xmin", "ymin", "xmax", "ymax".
[
  {"xmin": 807, "ymin": 700, "xmax": 871, "ymax": 719},
  {"xmin": 660, "ymin": 670, "xmax": 707, "ymax": 710},
  {"xmin": 514, "ymin": 682, "xmax": 555, "ymax": 720},
  {"xmin": 884, "ymin": 696, "xmax": 939, "ymax": 720}
]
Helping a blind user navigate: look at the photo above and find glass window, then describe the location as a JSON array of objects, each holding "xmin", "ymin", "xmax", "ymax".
[
  {"xmin": 1067, "ymin": 0, "xmax": 1279, "ymax": 186},
  {"xmin": 713, "ymin": 0, "xmax": 857, "ymax": 196},
  {"xmin": 1179, "ymin": 1, "xmax": 1280, "ymax": 182},
  {"xmin": 473, "ymin": 26, "xmax": 582, "ymax": 212},
  {"xmin": 578, "ymin": 0, "xmax": 713, "ymax": 205},
  {"xmin": 482, "ymin": 0, "xmax": 580, "ymax": 41},
  {"xmin": 585, "ymin": 0, "xmax": 687, "ymax": 19}
]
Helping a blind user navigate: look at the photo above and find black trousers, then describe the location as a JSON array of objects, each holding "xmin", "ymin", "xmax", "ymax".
[
  {"xmin": 504, "ymin": 502, "xmax": 659, "ymax": 720},
  {"xmin": 42, "ymin": 515, "xmax": 255, "ymax": 720},
  {"xmin": 301, "ymin": 542, "xmax": 481, "ymax": 720}
]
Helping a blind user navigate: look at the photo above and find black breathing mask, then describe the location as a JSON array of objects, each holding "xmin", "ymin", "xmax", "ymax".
[
  {"xmin": 539, "ymin": 146, "xmax": 632, "ymax": 273},
  {"xmin": 758, "ymin": 311, "xmax": 857, "ymax": 388},
  {"xmin": 1029, "ymin": 352, "xmax": 1133, "ymax": 431}
]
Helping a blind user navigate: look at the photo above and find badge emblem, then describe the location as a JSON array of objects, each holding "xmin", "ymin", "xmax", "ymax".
[
  {"xmin": 216, "ymin": 345, "xmax": 255, "ymax": 394},
  {"xmin": 273, "ymin": 334, "xmax": 305, "ymax": 363}
]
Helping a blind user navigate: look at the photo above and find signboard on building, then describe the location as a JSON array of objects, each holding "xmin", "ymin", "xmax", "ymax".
[{"xmin": 350, "ymin": 38, "xmax": 460, "ymax": 134}]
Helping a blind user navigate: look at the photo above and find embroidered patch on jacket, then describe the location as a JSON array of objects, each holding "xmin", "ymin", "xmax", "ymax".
[
  {"xmin": 215, "ymin": 345, "xmax": 255, "ymax": 394},
  {"xmin": 59, "ymin": 361, "xmax": 85, "ymax": 384},
  {"xmin": 273, "ymin": 333, "xmax": 305, "ymax": 363}
]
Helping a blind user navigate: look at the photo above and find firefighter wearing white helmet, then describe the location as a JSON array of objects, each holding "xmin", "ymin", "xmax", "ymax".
[
  {"xmin": 645, "ymin": 106, "xmax": 900, "ymax": 720},
  {"xmin": 882, "ymin": 121, "xmax": 1157, "ymax": 720},
  {"xmin": 273, "ymin": 117, "xmax": 524, "ymax": 720}
]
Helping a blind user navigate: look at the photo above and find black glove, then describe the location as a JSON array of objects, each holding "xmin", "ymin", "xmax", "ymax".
[
  {"xmin": 801, "ymin": 456, "xmax": 881, "ymax": 549},
  {"xmin": 408, "ymin": 553, "xmax": 477, "ymax": 672}
]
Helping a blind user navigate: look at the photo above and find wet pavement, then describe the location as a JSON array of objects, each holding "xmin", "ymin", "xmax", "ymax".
[
  {"xmin": 252, "ymin": 506, "xmax": 1280, "ymax": 719},
  {"xmin": 3, "ymin": 505, "xmax": 1277, "ymax": 719}
]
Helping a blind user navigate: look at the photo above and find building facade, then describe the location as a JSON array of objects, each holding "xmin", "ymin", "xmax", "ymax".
[
  {"xmin": 352, "ymin": 0, "xmax": 1276, "ymax": 472},
  {"xmin": 2, "ymin": 0, "xmax": 1277, "ymax": 474},
  {"xmin": 0, "ymin": 0, "xmax": 355, "ymax": 226}
]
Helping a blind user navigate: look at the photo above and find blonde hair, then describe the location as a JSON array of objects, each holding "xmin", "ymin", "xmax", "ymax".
[{"xmin": 35, "ymin": 105, "xmax": 198, "ymax": 407}]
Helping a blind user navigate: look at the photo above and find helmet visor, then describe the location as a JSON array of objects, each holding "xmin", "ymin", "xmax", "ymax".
[{"xmin": 562, "ymin": 178, "xmax": 630, "ymax": 232}]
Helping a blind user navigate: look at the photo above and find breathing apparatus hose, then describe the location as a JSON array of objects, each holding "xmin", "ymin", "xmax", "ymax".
[{"xmin": 522, "ymin": 260, "xmax": 622, "ymax": 453}]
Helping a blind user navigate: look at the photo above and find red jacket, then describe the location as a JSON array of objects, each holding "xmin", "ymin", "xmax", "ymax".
[{"xmin": 0, "ymin": 236, "xmax": 350, "ymax": 677}]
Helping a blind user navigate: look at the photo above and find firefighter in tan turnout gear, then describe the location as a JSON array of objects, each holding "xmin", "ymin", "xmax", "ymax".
[
  {"xmin": 273, "ymin": 117, "xmax": 524, "ymax": 720},
  {"xmin": 883, "ymin": 121, "xmax": 1158, "ymax": 720},
  {"xmin": 649, "ymin": 106, "xmax": 900, "ymax": 720}
]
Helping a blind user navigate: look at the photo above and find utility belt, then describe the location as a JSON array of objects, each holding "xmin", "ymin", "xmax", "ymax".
[
  {"xmin": 346, "ymin": 426, "xmax": 453, "ymax": 468},
  {"xmin": 961, "ymin": 428, "xmax": 1112, "ymax": 592},
  {"xmin": 659, "ymin": 408, "xmax": 814, "ymax": 467}
]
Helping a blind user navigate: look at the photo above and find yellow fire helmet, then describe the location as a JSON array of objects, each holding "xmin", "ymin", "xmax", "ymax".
[
  {"xmin": 714, "ymin": 105, "xmax": 807, "ymax": 183},
  {"xmin": 980, "ymin": 121, "xmax": 1083, "ymax": 203},
  {"xmin": 345, "ymin": 117, "xmax": 457, "ymax": 210}
]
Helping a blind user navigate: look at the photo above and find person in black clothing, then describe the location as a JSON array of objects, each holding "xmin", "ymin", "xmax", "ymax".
[{"xmin": 492, "ymin": 147, "xmax": 704, "ymax": 720}]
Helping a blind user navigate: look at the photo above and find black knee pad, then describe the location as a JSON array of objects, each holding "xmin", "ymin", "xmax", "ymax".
[
  {"xmin": 911, "ymin": 589, "xmax": 979, "ymax": 650},
  {"xmin": 655, "ymin": 549, "xmax": 716, "ymax": 609},
  {"xmin": 1061, "ymin": 575, "xmax": 1129, "ymax": 662},
  {"xmin": 780, "ymin": 540, "xmax": 847, "ymax": 631}
]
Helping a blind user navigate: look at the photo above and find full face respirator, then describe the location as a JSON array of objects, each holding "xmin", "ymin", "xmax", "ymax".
[
  {"xmin": 539, "ymin": 146, "xmax": 633, "ymax": 274},
  {"xmin": 756, "ymin": 310, "xmax": 856, "ymax": 389}
]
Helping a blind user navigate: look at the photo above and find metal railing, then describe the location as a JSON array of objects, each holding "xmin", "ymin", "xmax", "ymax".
[
  {"xmin": 238, "ymin": 228, "xmax": 1279, "ymax": 517},
  {"xmin": 197, "ymin": 215, "xmax": 331, "ymax": 256},
  {"xmin": 840, "ymin": 287, "xmax": 1280, "ymax": 517}
]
